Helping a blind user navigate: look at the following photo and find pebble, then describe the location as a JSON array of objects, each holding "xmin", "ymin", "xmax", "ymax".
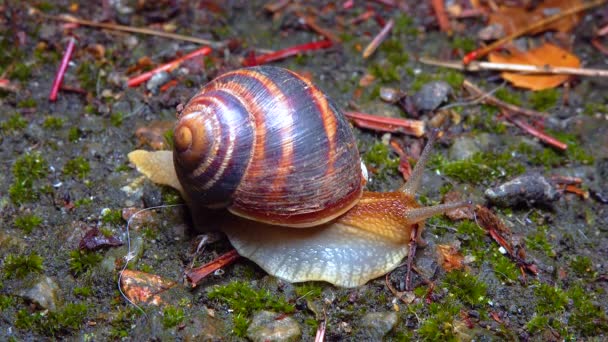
[
  {"xmin": 412, "ymin": 81, "xmax": 452, "ymax": 112},
  {"xmin": 247, "ymin": 311, "xmax": 301, "ymax": 342},
  {"xmin": 485, "ymin": 173, "xmax": 558, "ymax": 207},
  {"xmin": 183, "ymin": 312, "xmax": 225, "ymax": 341},
  {"xmin": 18, "ymin": 276, "xmax": 60, "ymax": 311},
  {"xmin": 146, "ymin": 71, "xmax": 171, "ymax": 93},
  {"xmin": 360, "ymin": 311, "xmax": 398, "ymax": 339},
  {"xmin": 448, "ymin": 133, "xmax": 492, "ymax": 160}
]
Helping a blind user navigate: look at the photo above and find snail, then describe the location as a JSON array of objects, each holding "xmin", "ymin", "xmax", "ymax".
[{"xmin": 128, "ymin": 66, "xmax": 468, "ymax": 287}]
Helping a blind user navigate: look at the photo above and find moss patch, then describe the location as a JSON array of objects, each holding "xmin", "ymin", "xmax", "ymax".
[
  {"xmin": 3, "ymin": 253, "xmax": 44, "ymax": 278},
  {"xmin": 63, "ymin": 157, "xmax": 91, "ymax": 179},
  {"xmin": 69, "ymin": 250, "xmax": 103, "ymax": 276},
  {"xmin": 14, "ymin": 214, "xmax": 43, "ymax": 234},
  {"xmin": 429, "ymin": 151, "xmax": 525, "ymax": 185}
]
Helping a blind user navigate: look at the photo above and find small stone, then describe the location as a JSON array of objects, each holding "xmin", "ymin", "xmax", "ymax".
[
  {"xmin": 183, "ymin": 312, "xmax": 225, "ymax": 342},
  {"xmin": 412, "ymin": 81, "xmax": 452, "ymax": 112},
  {"xmin": 18, "ymin": 276, "xmax": 60, "ymax": 311},
  {"xmin": 146, "ymin": 71, "xmax": 171, "ymax": 93},
  {"xmin": 247, "ymin": 311, "xmax": 301, "ymax": 342},
  {"xmin": 485, "ymin": 173, "xmax": 559, "ymax": 207},
  {"xmin": 360, "ymin": 311, "xmax": 398, "ymax": 339}
]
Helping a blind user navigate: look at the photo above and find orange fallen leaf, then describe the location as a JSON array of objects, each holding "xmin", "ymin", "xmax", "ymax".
[
  {"xmin": 437, "ymin": 244, "xmax": 464, "ymax": 271},
  {"xmin": 120, "ymin": 269, "xmax": 177, "ymax": 305},
  {"xmin": 486, "ymin": 0, "xmax": 584, "ymax": 37},
  {"xmin": 488, "ymin": 43, "xmax": 580, "ymax": 90}
]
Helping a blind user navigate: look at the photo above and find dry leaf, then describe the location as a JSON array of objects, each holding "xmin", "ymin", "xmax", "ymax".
[
  {"xmin": 120, "ymin": 270, "xmax": 177, "ymax": 305},
  {"xmin": 484, "ymin": 0, "xmax": 583, "ymax": 37},
  {"xmin": 437, "ymin": 244, "xmax": 464, "ymax": 271},
  {"xmin": 488, "ymin": 43, "xmax": 580, "ymax": 90}
]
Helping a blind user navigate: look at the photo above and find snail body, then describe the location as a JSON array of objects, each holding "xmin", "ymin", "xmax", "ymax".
[{"xmin": 129, "ymin": 66, "xmax": 467, "ymax": 287}]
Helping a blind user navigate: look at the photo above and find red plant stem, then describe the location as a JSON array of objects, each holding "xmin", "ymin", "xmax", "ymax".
[
  {"xmin": 344, "ymin": 111, "xmax": 425, "ymax": 137},
  {"xmin": 342, "ymin": 0, "xmax": 354, "ymax": 9},
  {"xmin": 503, "ymin": 112, "xmax": 567, "ymax": 150},
  {"xmin": 363, "ymin": 18, "xmax": 393, "ymax": 58},
  {"xmin": 127, "ymin": 46, "xmax": 212, "ymax": 87},
  {"xmin": 431, "ymin": 0, "xmax": 452, "ymax": 34},
  {"xmin": 242, "ymin": 40, "xmax": 333, "ymax": 66},
  {"xmin": 351, "ymin": 9, "xmax": 375, "ymax": 25},
  {"xmin": 314, "ymin": 320, "xmax": 326, "ymax": 342},
  {"xmin": 185, "ymin": 249, "xmax": 240, "ymax": 287},
  {"xmin": 49, "ymin": 37, "xmax": 76, "ymax": 102}
]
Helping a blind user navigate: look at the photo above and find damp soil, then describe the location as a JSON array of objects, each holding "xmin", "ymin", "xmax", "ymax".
[{"xmin": 1, "ymin": 1, "xmax": 607, "ymax": 341}]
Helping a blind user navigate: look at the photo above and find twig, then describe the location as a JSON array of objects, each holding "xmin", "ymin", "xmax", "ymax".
[
  {"xmin": 39, "ymin": 13, "xmax": 273, "ymax": 54},
  {"xmin": 344, "ymin": 111, "xmax": 425, "ymax": 137},
  {"xmin": 591, "ymin": 38, "xmax": 608, "ymax": 56},
  {"xmin": 461, "ymin": 79, "xmax": 549, "ymax": 118},
  {"xmin": 430, "ymin": 0, "xmax": 451, "ymax": 34},
  {"xmin": 49, "ymin": 36, "xmax": 76, "ymax": 102},
  {"xmin": 503, "ymin": 111, "xmax": 568, "ymax": 150},
  {"xmin": 298, "ymin": 14, "xmax": 340, "ymax": 42},
  {"xmin": 462, "ymin": 0, "xmax": 607, "ymax": 64},
  {"xmin": 314, "ymin": 320, "xmax": 326, "ymax": 342},
  {"xmin": 363, "ymin": 18, "xmax": 394, "ymax": 58},
  {"xmin": 185, "ymin": 249, "xmax": 240, "ymax": 287},
  {"xmin": 420, "ymin": 57, "xmax": 608, "ymax": 78},
  {"xmin": 127, "ymin": 46, "xmax": 212, "ymax": 87},
  {"xmin": 243, "ymin": 39, "xmax": 333, "ymax": 66}
]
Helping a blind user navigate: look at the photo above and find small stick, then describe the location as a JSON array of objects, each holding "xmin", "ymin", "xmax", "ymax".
[
  {"xmin": 243, "ymin": 39, "xmax": 333, "ymax": 66},
  {"xmin": 430, "ymin": 0, "xmax": 451, "ymax": 34},
  {"xmin": 503, "ymin": 111, "xmax": 567, "ymax": 150},
  {"xmin": 591, "ymin": 38, "xmax": 608, "ymax": 56},
  {"xmin": 462, "ymin": 79, "xmax": 548, "ymax": 118},
  {"xmin": 299, "ymin": 14, "xmax": 340, "ymax": 42},
  {"xmin": 127, "ymin": 46, "xmax": 212, "ymax": 87},
  {"xmin": 420, "ymin": 57, "xmax": 608, "ymax": 78},
  {"xmin": 550, "ymin": 175, "xmax": 583, "ymax": 185},
  {"xmin": 185, "ymin": 249, "xmax": 240, "ymax": 287},
  {"xmin": 49, "ymin": 36, "xmax": 76, "ymax": 102},
  {"xmin": 39, "ymin": 13, "xmax": 273, "ymax": 54},
  {"xmin": 363, "ymin": 18, "xmax": 394, "ymax": 58},
  {"xmin": 344, "ymin": 111, "xmax": 425, "ymax": 137},
  {"xmin": 462, "ymin": 0, "xmax": 607, "ymax": 64},
  {"xmin": 314, "ymin": 320, "xmax": 326, "ymax": 342}
]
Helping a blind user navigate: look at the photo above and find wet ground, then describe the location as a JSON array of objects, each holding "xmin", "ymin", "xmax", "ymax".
[{"xmin": 1, "ymin": 1, "xmax": 607, "ymax": 341}]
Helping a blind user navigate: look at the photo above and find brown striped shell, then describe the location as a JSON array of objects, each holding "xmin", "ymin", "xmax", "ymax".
[{"xmin": 173, "ymin": 66, "xmax": 363, "ymax": 227}]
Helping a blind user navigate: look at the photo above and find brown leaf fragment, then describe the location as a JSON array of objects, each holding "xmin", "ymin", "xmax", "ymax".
[
  {"xmin": 120, "ymin": 269, "xmax": 177, "ymax": 306},
  {"xmin": 135, "ymin": 120, "xmax": 174, "ymax": 150},
  {"xmin": 437, "ymin": 243, "xmax": 465, "ymax": 271},
  {"xmin": 79, "ymin": 227, "xmax": 122, "ymax": 251},
  {"xmin": 443, "ymin": 191, "xmax": 475, "ymax": 220},
  {"xmin": 488, "ymin": 43, "xmax": 580, "ymax": 90}
]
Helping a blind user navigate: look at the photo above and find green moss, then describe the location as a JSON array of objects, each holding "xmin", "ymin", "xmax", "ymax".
[
  {"xmin": 162, "ymin": 305, "xmax": 185, "ymax": 328},
  {"xmin": 450, "ymin": 37, "xmax": 476, "ymax": 53},
  {"xmin": 77, "ymin": 61, "xmax": 97, "ymax": 93},
  {"xmin": 393, "ymin": 14, "xmax": 417, "ymax": 36},
  {"xmin": 73, "ymin": 286, "xmax": 92, "ymax": 297},
  {"xmin": 525, "ymin": 224, "xmax": 555, "ymax": 257},
  {"xmin": 1, "ymin": 113, "xmax": 27, "ymax": 132},
  {"xmin": 163, "ymin": 129, "xmax": 174, "ymax": 149},
  {"xmin": 417, "ymin": 302, "xmax": 460, "ymax": 341},
  {"xmin": 208, "ymin": 281, "xmax": 295, "ymax": 336},
  {"xmin": 69, "ymin": 250, "xmax": 102, "ymax": 276},
  {"xmin": 84, "ymin": 104, "xmax": 96, "ymax": 114},
  {"xmin": 109, "ymin": 307, "xmax": 141, "ymax": 338},
  {"xmin": 16, "ymin": 303, "xmax": 88, "ymax": 336},
  {"xmin": 74, "ymin": 197, "xmax": 93, "ymax": 207},
  {"xmin": 17, "ymin": 98, "xmax": 37, "ymax": 108},
  {"xmin": 567, "ymin": 285, "xmax": 608, "ymax": 335},
  {"xmin": 429, "ymin": 151, "xmax": 524, "ymax": 185},
  {"xmin": 466, "ymin": 108, "xmax": 507, "ymax": 134},
  {"xmin": 162, "ymin": 187, "xmax": 184, "ymax": 205},
  {"xmin": 110, "ymin": 112, "xmax": 124, "ymax": 127},
  {"xmin": 13, "ymin": 152, "xmax": 48, "ymax": 181},
  {"xmin": 4, "ymin": 253, "xmax": 44, "ymax": 278},
  {"xmin": 489, "ymin": 252, "xmax": 519, "ymax": 283},
  {"xmin": 42, "ymin": 116, "xmax": 64, "ymax": 129},
  {"xmin": 0, "ymin": 294, "xmax": 15, "ymax": 311},
  {"xmin": 583, "ymin": 102, "xmax": 608, "ymax": 116},
  {"xmin": 456, "ymin": 220, "xmax": 486, "ymax": 251},
  {"xmin": 534, "ymin": 283, "xmax": 568, "ymax": 314},
  {"xmin": 547, "ymin": 130, "xmax": 594, "ymax": 165},
  {"xmin": 569, "ymin": 256, "xmax": 593, "ymax": 278},
  {"xmin": 68, "ymin": 127, "xmax": 81, "ymax": 142},
  {"xmin": 101, "ymin": 208, "xmax": 123, "ymax": 225},
  {"xmin": 14, "ymin": 214, "xmax": 43, "ymax": 234},
  {"xmin": 494, "ymin": 88, "xmax": 522, "ymax": 106},
  {"xmin": 380, "ymin": 39, "xmax": 409, "ymax": 66},
  {"xmin": 10, "ymin": 63, "xmax": 32, "ymax": 81},
  {"xmin": 63, "ymin": 157, "xmax": 91, "ymax": 179},
  {"xmin": 362, "ymin": 142, "xmax": 400, "ymax": 180},
  {"xmin": 294, "ymin": 282, "xmax": 323, "ymax": 299},
  {"xmin": 368, "ymin": 62, "xmax": 400, "ymax": 83},
  {"xmin": 442, "ymin": 70, "xmax": 464, "ymax": 89},
  {"xmin": 233, "ymin": 314, "xmax": 249, "ymax": 337},
  {"xmin": 443, "ymin": 270, "xmax": 487, "ymax": 306},
  {"xmin": 9, "ymin": 182, "xmax": 38, "ymax": 205},
  {"xmin": 529, "ymin": 89, "xmax": 559, "ymax": 111}
]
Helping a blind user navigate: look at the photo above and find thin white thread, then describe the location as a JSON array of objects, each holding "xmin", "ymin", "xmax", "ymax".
[{"xmin": 117, "ymin": 204, "xmax": 185, "ymax": 316}]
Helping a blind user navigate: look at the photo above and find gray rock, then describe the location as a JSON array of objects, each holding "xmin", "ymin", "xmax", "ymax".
[
  {"xmin": 18, "ymin": 276, "xmax": 60, "ymax": 311},
  {"xmin": 485, "ymin": 174, "xmax": 558, "ymax": 207},
  {"xmin": 183, "ymin": 311, "xmax": 225, "ymax": 342},
  {"xmin": 448, "ymin": 133, "xmax": 493, "ymax": 160},
  {"xmin": 247, "ymin": 310, "xmax": 301, "ymax": 342},
  {"xmin": 360, "ymin": 311, "xmax": 398, "ymax": 339},
  {"xmin": 412, "ymin": 81, "xmax": 452, "ymax": 112}
]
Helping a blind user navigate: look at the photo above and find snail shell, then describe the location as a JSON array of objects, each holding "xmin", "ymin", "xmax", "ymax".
[
  {"xmin": 172, "ymin": 66, "xmax": 363, "ymax": 227},
  {"xmin": 128, "ymin": 67, "xmax": 468, "ymax": 287}
]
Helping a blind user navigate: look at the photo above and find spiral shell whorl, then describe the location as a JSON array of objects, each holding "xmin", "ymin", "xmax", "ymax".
[{"xmin": 173, "ymin": 66, "xmax": 363, "ymax": 226}]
